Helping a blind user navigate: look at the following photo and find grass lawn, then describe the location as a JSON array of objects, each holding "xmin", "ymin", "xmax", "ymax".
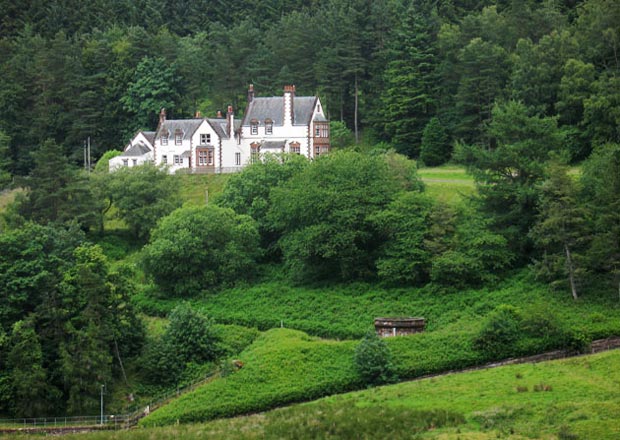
[{"xmin": 417, "ymin": 165, "xmax": 476, "ymax": 204}]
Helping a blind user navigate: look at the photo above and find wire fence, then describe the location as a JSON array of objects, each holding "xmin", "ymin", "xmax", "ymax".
[{"xmin": 0, "ymin": 370, "xmax": 219, "ymax": 431}]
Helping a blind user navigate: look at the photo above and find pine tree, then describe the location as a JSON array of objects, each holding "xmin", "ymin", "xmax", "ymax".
[
  {"xmin": 530, "ymin": 160, "xmax": 590, "ymax": 299},
  {"xmin": 380, "ymin": 0, "xmax": 440, "ymax": 157},
  {"xmin": 420, "ymin": 117, "xmax": 451, "ymax": 166}
]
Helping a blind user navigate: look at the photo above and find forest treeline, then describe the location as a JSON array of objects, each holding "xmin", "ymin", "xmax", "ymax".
[
  {"xmin": 0, "ymin": 0, "xmax": 619, "ymax": 176},
  {"xmin": 1, "ymin": 0, "xmax": 620, "ymax": 421}
]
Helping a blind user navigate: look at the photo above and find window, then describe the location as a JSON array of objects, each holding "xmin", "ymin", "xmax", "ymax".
[
  {"xmin": 122, "ymin": 159, "xmax": 128, "ymax": 167},
  {"xmin": 132, "ymin": 159, "xmax": 138, "ymax": 166},
  {"xmin": 161, "ymin": 133, "xmax": 168, "ymax": 146},
  {"xmin": 175, "ymin": 130, "xmax": 183, "ymax": 145},
  {"xmin": 198, "ymin": 150, "xmax": 208, "ymax": 166},
  {"xmin": 235, "ymin": 152, "xmax": 241, "ymax": 165},
  {"xmin": 174, "ymin": 155, "xmax": 182, "ymax": 165},
  {"xmin": 201, "ymin": 133, "xmax": 211, "ymax": 145},
  {"xmin": 315, "ymin": 126, "xmax": 321, "ymax": 137},
  {"xmin": 250, "ymin": 144, "xmax": 260, "ymax": 164},
  {"xmin": 290, "ymin": 142, "xmax": 301, "ymax": 155},
  {"xmin": 265, "ymin": 119, "xmax": 273, "ymax": 135},
  {"xmin": 250, "ymin": 120, "xmax": 258, "ymax": 135},
  {"xmin": 162, "ymin": 155, "xmax": 167, "ymax": 164},
  {"xmin": 207, "ymin": 149, "xmax": 214, "ymax": 165}
]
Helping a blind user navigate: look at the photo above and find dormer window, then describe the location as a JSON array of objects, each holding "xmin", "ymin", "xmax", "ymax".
[
  {"xmin": 265, "ymin": 119, "xmax": 273, "ymax": 135},
  {"xmin": 161, "ymin": 131, "xmax": 169, "ymax": 146},
  {"xmin": 201, "ymin": 133, "xmax": 211, "ymax": 145},
  {"xmin": 250, "ymin": 119, "xmax": 258, "ymax": 135},
  {"xmin": 175, "ymin": 129, "xmax": 183, "ymax": 145}
]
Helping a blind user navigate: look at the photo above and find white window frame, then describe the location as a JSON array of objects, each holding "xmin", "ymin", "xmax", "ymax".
[
  {"xmin": 235, "ymin": 152, "xmax": 241, "ymax": 165},
  {"xmin": 265, "ymin": 122, "xmax": 273, "ymax": 135},
  {"xmin": 162, "ymin": 155, "xmax": 167, "ymax": 164},
  {"xmin": 201, "ymin": 133, "xmax": 211, "ymax": 145},
  {"xmin": 175, "ymin": 132, "xmax": 183, "ymax": 145},
  {"xmin": 251, "ymin": 123, "xmax": 258, "ymax": 135},
  {"xmin": 161, "ymin": 134, "xmax": 168, "ymax": 146},
  {"xmin": 174, "ymin": 155, "xmax": 182, "ymax": 165}
]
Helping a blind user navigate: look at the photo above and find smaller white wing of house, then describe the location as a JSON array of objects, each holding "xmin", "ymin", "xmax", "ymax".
[{"xmin": 109, "ymin": 131, "xmax": 155, "ymax": 170}]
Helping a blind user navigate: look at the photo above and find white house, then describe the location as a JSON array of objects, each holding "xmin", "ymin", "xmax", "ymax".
[
  {"xmin": 109, "ymin": 131, "xmax": 155, "ymax": 170},
  {"xmin": 112, "ymin": 85, "xmax": 330, "ymax": 173}
]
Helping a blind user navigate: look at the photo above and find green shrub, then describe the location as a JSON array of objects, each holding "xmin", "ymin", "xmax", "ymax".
[
  {"xmin": 354, "ymin": 331, "xmax": 396, "ymax": 385},
  {"xmin": 166, "ymin": 303, "xmax": 220, "ymax": 364},
  {"xmin": 474, "ymin": 305, "xmax": 522, "ymax": 359}
]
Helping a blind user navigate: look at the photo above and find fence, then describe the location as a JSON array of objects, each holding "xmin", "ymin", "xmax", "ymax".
[{"xmin": 0, "ymin": 370, "xmax": 219, "ymax": 432}]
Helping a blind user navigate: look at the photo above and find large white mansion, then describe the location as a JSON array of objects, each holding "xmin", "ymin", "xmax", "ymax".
[{"xmin": 109, "ymin": 85, "xmax": 331, "ymax": 173}]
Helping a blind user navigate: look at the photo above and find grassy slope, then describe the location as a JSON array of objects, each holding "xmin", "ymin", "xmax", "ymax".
[
  {"xmin": 15, "ymin": 350, "xmax": 620, "ymax": 439},
  {"xmin": 135, "ymin": 271, "xmax": 620, "ymax": 341}
]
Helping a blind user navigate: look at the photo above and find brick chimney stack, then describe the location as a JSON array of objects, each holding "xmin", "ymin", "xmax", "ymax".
[
  {"xmin": 217, "ymin": 110, "xmax": 223, "ymax": 118},
  {"xmin": 227, "ymin": 105, "xmax": 234, "ymax": 137},
  {"xmin": 248, "ymin": 84, "xmax": 255, "ymax": 103},
  {"xmin": 283, "ymin": 85, "xmax": 295, "ymax": 126},
  {"xmin": 158, "ymin": 108, "xmax": 166, "ymax": 128}
]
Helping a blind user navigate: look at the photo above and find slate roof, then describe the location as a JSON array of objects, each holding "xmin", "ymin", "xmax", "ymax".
[
  {"xmin": 207, "ymin": 118, "xmax": 242, "ymax": 139},
  {"xmin": 243, "ymin": 96, "xmax": 318, "ymax": 126},
  {"xmin": 261, "ymin": 141, "xmax": 286, "ymax": 149},
  {"xmin": 157, "ymin": 119, "xmax": 204, "ymax": 140},
  {"xmin": 124, "ymin": 142, "xmax": 152, "ymax": 156},
  {"xmin": 142, "ymin": 131, "xmax": 156, "ymax": 145}
]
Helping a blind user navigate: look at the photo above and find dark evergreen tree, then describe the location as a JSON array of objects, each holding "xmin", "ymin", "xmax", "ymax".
[
  {"xmin": 529, "ymin": 159, "xmax": 590, "ymax": 299},
  {"xmin": 455, "ymin": 38, "xmax": 511, "ymax": 145},
  {"xmin": 458, "ymin": 101, "xmax": 564, "ymax": 257},
  {"xmin": 420, "ymin": 117, "xmax": 451, "ymax": 166},
  {"xmin": 380, "ymin": 0, "xmax": 440, "ymax": 157}
]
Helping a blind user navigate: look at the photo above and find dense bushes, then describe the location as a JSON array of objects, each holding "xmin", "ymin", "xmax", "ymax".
[
  {"xmin": 354, "ymin": 332, "xmax": 396, "ymax": 385},
  {"xmin": 141, "ymin": 205, "xmax": 260, "ymax": 296},
  {"xmin": 141, "ymin": 304, "xmax": 220, "ymax": 386},
  {"xmin": 474, "ymin": 304, "xmax": 592, "ymax": 360}
]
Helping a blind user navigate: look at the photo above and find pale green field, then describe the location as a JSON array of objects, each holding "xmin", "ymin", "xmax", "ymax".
[
  {"xmin": 418, "ymin": 166, "xmax": 476, "ymax": 204},
  {"xmin": 11, "ymin": 350, "xmax": 617, "ymax": 440}
]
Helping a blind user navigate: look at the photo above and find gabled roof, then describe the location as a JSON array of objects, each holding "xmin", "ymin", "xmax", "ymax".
[
  {"xmin": 243, "ymin": 96, "xmax": 318, "ymax": 126},
  {"xmin": 142, "ymin": 131, "xmax": 156, "ymax": 145},
  {"xmin": 124, "ymin": 142, "xmax": 152, "ymax": 157},
  {"xmin": 157, "ymin": 119, "xmax": 204, "ymax": 140},
  {"xmin": 207, "ymin": 118, "xmax": 242, "ymax": 139}
]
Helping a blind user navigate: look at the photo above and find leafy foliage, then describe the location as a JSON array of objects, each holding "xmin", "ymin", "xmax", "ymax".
[
  {"xmin": 141, "ymin": 204, "xmax": 260, "ymax": 296},
  {"xmin": 354, "ymin": 331, "xmax": 395, "ymax": 385},
  {"xmin": 105, "ymin": 164, "xmax": 181, "ymax": 239},
  {"xmin": 269, "ymin": 151, "xmax": 406, "ymax": 281}
]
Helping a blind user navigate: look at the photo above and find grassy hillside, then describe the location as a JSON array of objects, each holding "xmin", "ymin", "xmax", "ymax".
[
  {"xmin": 10, "ymin": 350, "xmax": 619, "ymax": 439},
  {"xmin": 134, "ymin": 271, "xmax": 620, "ymax": 341}
]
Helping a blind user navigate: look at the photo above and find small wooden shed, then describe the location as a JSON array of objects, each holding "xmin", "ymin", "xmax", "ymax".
[{"xmin": 374, "ymin": 317, "xmax": 425, "ymax": 338}]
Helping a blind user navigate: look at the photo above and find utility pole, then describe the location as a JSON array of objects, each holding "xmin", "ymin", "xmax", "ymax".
[
  {"xmin": 83, "ymin": 140, "xmax": 87, "ymax": 171},
  {"xmin": 100, "ymin": 384, "xmax": 105, "ymax": 425},
  {"xmin": 87, "ymin": 137, "xmax": 92, "ymax": 173}
]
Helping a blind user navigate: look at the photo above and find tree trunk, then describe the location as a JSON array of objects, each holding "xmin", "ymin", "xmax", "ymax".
[
  {"xmin": 354, "ymin": 74, "xmax": 359, "ymax": 144},
  {"xmin": 114, "ymin": 338, "xmax": 129, "ymax": 387},
  {"xmin": 564, "ymin": 243, "xmax": 578, "ymax": 300}
]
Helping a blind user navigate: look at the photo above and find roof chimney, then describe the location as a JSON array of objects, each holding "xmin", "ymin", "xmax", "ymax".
[
  {"xmin": 195, "ymin": 110, "xmax": 202, "ymax": 118},
  {"xmin": 227, "ymin": 105, "xmax": 234, "ymax": 137},
  {"xmin": 159, "ymin": 108, "xmax": 167, "ymax": 127},
  {"xmin": 248, "ymin": 84, "xmax": 255, "ymax": 103},
  {"xmin": 217, "ymin": 110, "xmax": 223, "ymax": 118},
  {"xmin": 283, "ymin": 85, "xmax": 295, "ymax": 126}
]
